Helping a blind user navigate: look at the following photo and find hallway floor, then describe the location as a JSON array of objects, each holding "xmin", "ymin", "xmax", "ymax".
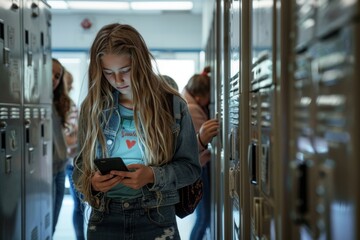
[{"xmin": 53, "ymin": 194, "xmax": 196, "ymax": 240}]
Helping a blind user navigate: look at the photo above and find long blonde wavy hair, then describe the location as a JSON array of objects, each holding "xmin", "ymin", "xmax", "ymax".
[{"xmin": 75, "ymin": 23, "xmax": 181, "ymax": 202}]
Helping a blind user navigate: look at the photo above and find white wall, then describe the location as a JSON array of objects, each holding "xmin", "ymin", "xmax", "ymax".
[{"xmin": 51, "ymin": 13, "xmax": 203, "ymax": 51}]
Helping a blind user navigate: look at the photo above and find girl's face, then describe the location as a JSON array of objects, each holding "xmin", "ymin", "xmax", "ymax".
[
  {"xmin": 52, "ymin": 61, "xmax": 63, "ymax": 90},
  {"xmin": 196, "ymin": 93, "xmax": 210, "ymax": 107},
  {"xmin": 101, "ymin": 54, "xmax": 132, "ymax": 98}
]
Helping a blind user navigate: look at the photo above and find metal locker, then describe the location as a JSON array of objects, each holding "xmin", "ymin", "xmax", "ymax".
[
  {"xmin": 22, "ymin": 1, "xmax": 53, "ymax": 239},
  {"xmin": 312, "ymin": 24, "xmax": 359, "ymax": 240},
  {"xmin": 0, "ymin": 1, "xmax": 23, "ymax": 240},
  {"xmin": 290, "ymin": 0, "xmax": 360, "ymax": 239}
]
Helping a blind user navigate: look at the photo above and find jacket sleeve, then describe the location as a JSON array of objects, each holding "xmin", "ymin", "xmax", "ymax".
[{"xmin": 148, "ymin": 98, "xmax": 201, "ymax": 191}]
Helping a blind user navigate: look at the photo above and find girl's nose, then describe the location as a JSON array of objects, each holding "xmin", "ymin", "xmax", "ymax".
[{"xmin": 114, "ymin": 72, "xmax": 124, "ymax": 83}]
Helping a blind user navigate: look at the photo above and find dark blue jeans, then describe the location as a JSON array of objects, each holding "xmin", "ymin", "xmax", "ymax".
[
  {"xmin": 87, "ymin": 197, "xmax": 180, "ymax": 240},
  {"xmin": 190, "ymin": 162, "xmax": 211, "ymax": 240},
  {"xmin": 66, "ymin": 163, "xmax": 85, "ymax": 240},
  {"xmin": 52, "ymin": 170, "xmax": 66, "ymax": 235}
]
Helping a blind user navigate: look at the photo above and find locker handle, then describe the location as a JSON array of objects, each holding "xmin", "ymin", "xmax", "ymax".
[
  {"xmin": 25, "ymin": 119, "xmax": 31, "ymax": 143},
  {"xmin": 25, "ymin": 127, "xmax": 30, "ymax": 143},
  {"xmin": 0, "ymin": 21, "xmax": 3, "ymax": 40},
  {"xmin": 41, "ymin": 122, "xmax": 45, "ymax": 137},
  {"xmin": 43, "ymin": 141, "xmax": 47, "ymax": 156},
  {"xmin": 28, "ymin": 147, "xmax": 34, "ymax": 164},
  {"xmin": 291, "ymin": 161, "xmax": 308, "ymax": 224},
  {"xmin": 1, "ymin": 131, "xmax": 5, "ymax": 150},
  {"xmin": 5, "ymin": 154, "xmax": 12, "ymax": 174},
  {"xmin": 229, "ymin": 167, "xmax": 235, "ymax": 198},
  {"xmin": 1, "ymin": 122, "xmax": 6, "ymax": 150},
  {"xmin": 3, "ymin": 47, "xmax": 10, "ymax": 67},
  {"xmin": 248, "ymin": 142, "xmax": 257, "ymax": 185},
  {"xmin": 27, "ymin": 51, "xmax": 33, "ymax": 66},
  {"xmin": 297, "ymin": 162, "xmax": 308, "ymax": 215},
  {"xmin": 228, "ymin": 130, "xmax": 233, "ymax": 160},
  {"xmin": 253, "ymin": 197, "xmax": 263, "ymax": 237}
]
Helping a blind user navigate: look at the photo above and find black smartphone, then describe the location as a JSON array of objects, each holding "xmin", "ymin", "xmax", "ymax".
[{"xmin": 94, "ymin": 157, "xmax": 129, "ymax": 175}]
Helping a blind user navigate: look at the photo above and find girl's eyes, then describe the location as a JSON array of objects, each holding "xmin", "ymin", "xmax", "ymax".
[
  {"xmin": 103, "ymin": 67, "xmax": 131, "ymax": 75},
  {"xmin": 121, "ymin": 67, "xmax": 131, "ymax": 74}
]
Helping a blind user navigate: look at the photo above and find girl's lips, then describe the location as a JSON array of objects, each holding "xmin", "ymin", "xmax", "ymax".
[{"xmin": 117, "ymin": 85, "xmax": 128, "ymax": 90}]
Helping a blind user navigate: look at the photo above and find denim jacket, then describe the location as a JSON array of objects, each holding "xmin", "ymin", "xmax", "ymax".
[{"xmin": 74, "ymin": 91, "xmax": 201, "ymax": 211}]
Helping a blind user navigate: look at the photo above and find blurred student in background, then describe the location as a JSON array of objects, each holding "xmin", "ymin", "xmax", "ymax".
[
  {"xmin": 63, "ymin": 69, "xmax": 85, "ymax": 240},
  {"xmin": 52, "ymin": 58, "xmax": 71, "ymax": 235},
  {"xmin": 161, "ymin": 75, "xmax": 179, "ymax": 91},
  {"xmin": 182, "ymin": 66, "xmax": 220, "ymax": 240}
]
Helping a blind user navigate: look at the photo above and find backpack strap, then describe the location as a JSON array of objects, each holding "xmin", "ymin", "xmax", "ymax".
[{"xmin": 173, "ymin": 95, "xmax": 181, "ymax": 124}]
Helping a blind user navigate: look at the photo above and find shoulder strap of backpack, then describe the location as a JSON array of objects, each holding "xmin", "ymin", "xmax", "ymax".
[{"xmin": 173, "ymin": 95, "xmax": 181, "ymax": 124}]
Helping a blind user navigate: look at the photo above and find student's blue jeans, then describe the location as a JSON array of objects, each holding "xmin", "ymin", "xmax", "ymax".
[
  {"xmin": 53, "ymin": 170, "xmax": 66, "ymax": 234},
  {"xmin": 66, "ymin": 163, "xmax": 85, "ymax": 240},
  {"xmin": 190, "ymin": 162, "xmax": 211, "ymax": 240},
  {"xmin": 87, "ymin": 197, "xmax": 181, "ymax": 240}
]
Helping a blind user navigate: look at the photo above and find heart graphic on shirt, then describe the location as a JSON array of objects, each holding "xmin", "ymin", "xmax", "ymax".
[{"xmin": 126, "ymin": 140, "xmax": 136, "ymax": 149}]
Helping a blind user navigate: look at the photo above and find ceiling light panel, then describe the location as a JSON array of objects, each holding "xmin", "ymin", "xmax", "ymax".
[
  {"xmin": 131, "ymin": 1, "xmax": 193, "ymax": 11},
  {"xmin": 67, "ymin": 1, "xmax": 130, "ymax": 10},
  {"xmin": 47, "ymin": 0, "xmax": 68, "ymax": 9},
  {"xmin": 48, "ymin": 1, "xmax": 194, "ymax": 11}
]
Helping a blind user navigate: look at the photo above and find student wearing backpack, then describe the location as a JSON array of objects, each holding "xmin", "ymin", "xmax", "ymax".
[
  {"xmin": 72, "ymin": 23, "xmax": 201, "ymax": 240},
  {"xmin": 182, "ymin": 66, "xmax": 220, "ymax": 240}
]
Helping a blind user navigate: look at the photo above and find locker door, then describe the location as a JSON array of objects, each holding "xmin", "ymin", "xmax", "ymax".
[
  {"xmin": 38, "ymin": 1, "xmax": 52, "ymax": 105},
  {"xmin": 23, "ymin": 0, "xmax": 41, "ymax": 105},
  {"xmin": 38, "ymin": 2, "xmax": 52, "ymax": 239},
  {"xmin": 228, "ymin": 1, "xmax": 241, "ymax": 239},
  {"xmin": 249, "ymin": 1, "xmax": 276, "ymax": 238},
  {"xmin": 23, "ymin": 1, "xmax": 52, "ymax": 239},
  {"xmin": 23, "ymin": 107, "xmax": 42, "ymax": 240},
  {"xmin": 0, "ymin": 0, "xmax": 22, "ymax": 104},
  {"xmin": 311, "ymin": 24, "xmax": 359, "ymax": 240},
  {"xmin": 0, "ymin": 107, "xmax": 22, "ymax": 240},
  {"xmin": 37, "ymin": 106, "xmax": 52, "ymax": 239}
]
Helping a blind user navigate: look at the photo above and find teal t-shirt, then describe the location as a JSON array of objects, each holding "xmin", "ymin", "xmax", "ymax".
[{"xmin": 107, "ymin": 105, "xmax": 143, "ymax": 199}]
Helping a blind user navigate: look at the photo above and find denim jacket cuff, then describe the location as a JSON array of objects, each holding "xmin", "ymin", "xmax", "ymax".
[
  {"xmin": 146, "ymin": 166, "xmax": 155, "ymax": 190},
  {"xmin": 146, "ymin": 166, "xmax": 166, "ymax": 191}
]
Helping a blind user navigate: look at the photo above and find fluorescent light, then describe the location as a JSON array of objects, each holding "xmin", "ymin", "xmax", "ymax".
[
  {"xmin": 67, "ymin": 1, "xmax": 130, "ymax": 10},
  {"xmin": 253, "ymin": 1, "xmax": 273, "ymax": 9},
  {"xmin": 48, "ymin": 0, "xmax": 68, "ymax": 9},
  {"xmin": 48, "ymin": 1, "xmax": 193, "ymax": 11},
  {"xmin": 131, "ymin": 1, "xmax": 193, "ymax": 11}
]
